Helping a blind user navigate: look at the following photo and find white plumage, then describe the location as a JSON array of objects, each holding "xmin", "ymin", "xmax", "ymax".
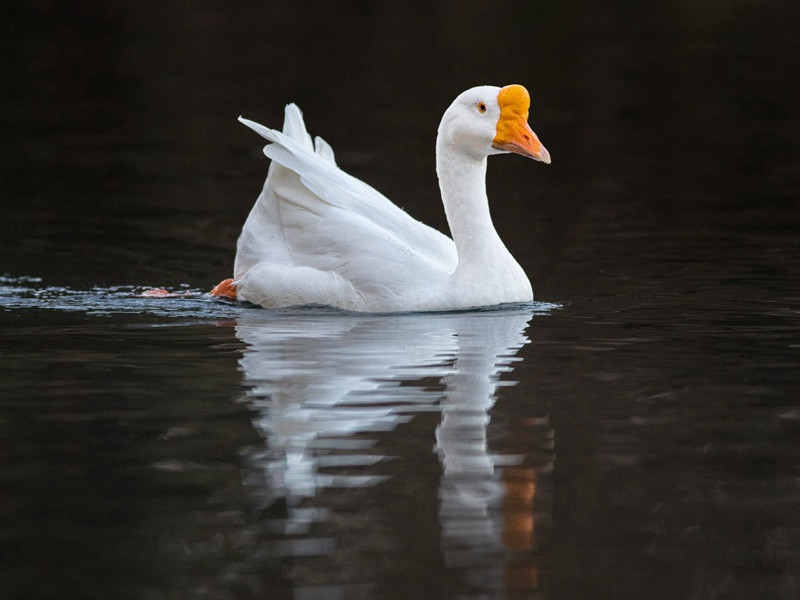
[{"xmin": 216, "ymin": 84, "xmax": 550, "ymax": 312}]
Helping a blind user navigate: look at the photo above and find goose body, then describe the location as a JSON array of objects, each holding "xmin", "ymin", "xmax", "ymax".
[{"xmin": 212, "ymin": 84, "xmax": 550, "ymax": 312}]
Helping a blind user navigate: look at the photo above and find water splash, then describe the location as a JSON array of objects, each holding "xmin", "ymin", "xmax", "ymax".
[
  {"xmin": 0, "ymin": 275, "xmax": 244, "ymax": 319},
  {"xmin": 0, "ymin": 274, "xmax": 560, "ymax": 320}
]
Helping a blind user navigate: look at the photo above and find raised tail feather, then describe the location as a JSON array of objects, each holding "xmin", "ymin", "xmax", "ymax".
[{"xmin": 238, "ymin": 104, "xmax": 336, "ymax": 166}]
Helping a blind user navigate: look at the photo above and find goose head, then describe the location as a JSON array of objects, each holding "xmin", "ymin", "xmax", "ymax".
[{"xmin": 438, "ymin": 84, "xmax": 551, "ymax": 164}]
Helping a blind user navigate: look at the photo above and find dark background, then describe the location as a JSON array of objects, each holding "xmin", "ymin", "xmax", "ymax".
[
  {"xmin": 1, "ymin": 2, "xmax": 799, "ymax": 600},
  {"xmin": 2, "ymin": 1, "xmax": 797, "ymax": 298}
]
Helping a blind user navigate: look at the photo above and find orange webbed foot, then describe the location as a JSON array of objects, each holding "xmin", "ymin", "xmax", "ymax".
[
  {"xmin": 210, "ymin": 278, "xmax": 237, "ymax": 300},
  {"xmin": 141, "ymin": 288, "xmax": 171, "ymax": 297}
]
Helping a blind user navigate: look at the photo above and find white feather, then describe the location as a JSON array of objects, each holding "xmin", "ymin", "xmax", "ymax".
[
  {"xmin": 229, "ymin": 86, "xmax": 545, "ymax": 311},
  {"xmin": 234, "ymin": 107, "xmax": 457, "ymax": 311}
]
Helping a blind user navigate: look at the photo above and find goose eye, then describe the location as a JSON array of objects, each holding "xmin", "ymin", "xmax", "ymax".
[{"xmin": 477, "ymin": 102, "xmax": 487, "ymax": 114}]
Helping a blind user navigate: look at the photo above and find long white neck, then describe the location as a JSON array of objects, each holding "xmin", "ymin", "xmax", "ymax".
[
  {"xmin": 435, "ymin": 141, "xmax": 511, "ymax": 267},
  {"xmin": 435, "ymin": 137, "xmax": 532, "ymax": 304}
]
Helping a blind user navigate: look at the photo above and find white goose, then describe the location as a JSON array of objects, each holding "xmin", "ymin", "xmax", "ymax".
[{"xmin": 211, "ymin": 84, "xmax": 550, "ymax": 311}]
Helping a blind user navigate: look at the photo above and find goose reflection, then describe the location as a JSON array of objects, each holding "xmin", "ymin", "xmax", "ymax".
[{"xmin": 234, "ymin": 305, "xmax": 552, "ymax": 597}]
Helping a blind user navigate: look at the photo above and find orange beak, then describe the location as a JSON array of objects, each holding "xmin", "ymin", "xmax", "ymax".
[{"xmin": 492, "ymin": 84, "xmax": 551, "ymax": 164}]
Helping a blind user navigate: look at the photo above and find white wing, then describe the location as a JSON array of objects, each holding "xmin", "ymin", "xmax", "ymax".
[{"xmin": 233, "ymin": 105, "xmax": 457, "ymax": 304}]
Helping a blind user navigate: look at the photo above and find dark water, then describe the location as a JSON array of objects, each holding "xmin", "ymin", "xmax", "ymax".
[{"xmin": 1, "ymin": 2, "xmax": 799, "ymax": 599}]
